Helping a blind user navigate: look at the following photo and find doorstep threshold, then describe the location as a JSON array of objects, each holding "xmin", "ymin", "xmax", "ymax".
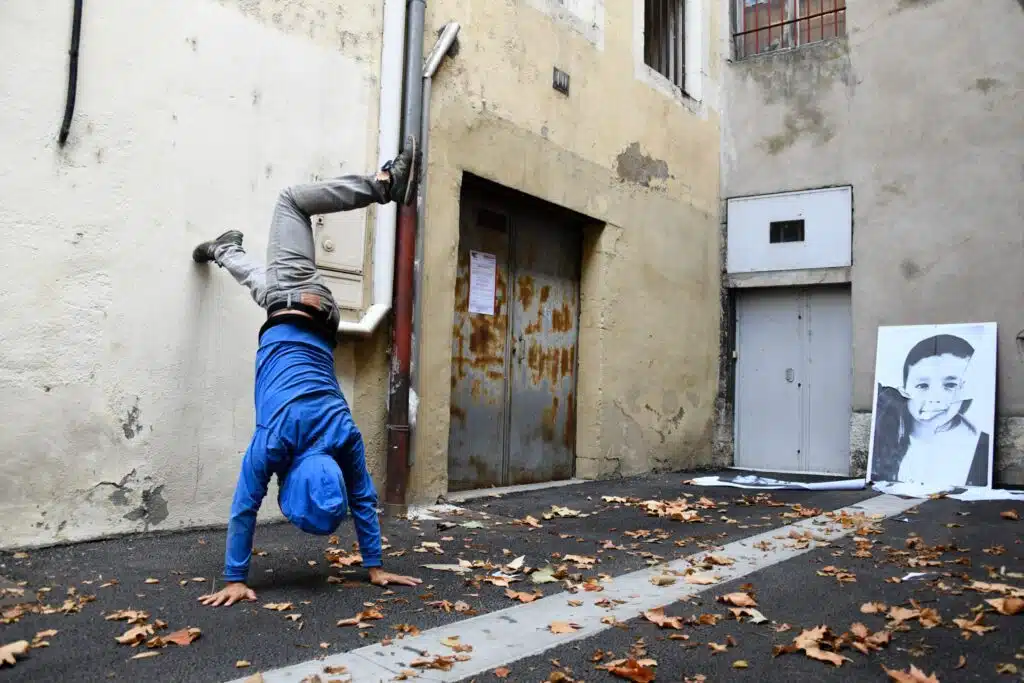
[{"xmin": 444, "ymin": 478, "xmax": 588, "ymax": 503}]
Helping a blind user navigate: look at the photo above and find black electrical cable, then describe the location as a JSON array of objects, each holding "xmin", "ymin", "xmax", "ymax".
[{"xmin": 58, "ymin": 0, "xmax": 84, "ymax": 147}]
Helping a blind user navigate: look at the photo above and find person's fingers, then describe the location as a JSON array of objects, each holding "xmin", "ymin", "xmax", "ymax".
[{"xmin": 225, "ymin": 596, "xmax": 236, "ymax": 606}]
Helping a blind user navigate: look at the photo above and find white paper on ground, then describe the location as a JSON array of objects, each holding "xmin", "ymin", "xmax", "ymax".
[
  {"xmin": 686, "ymin": 474, "xmax": 866, "ymax": 491},
  {"xmin": 871, "ymin": 480, "xmax": 1024, "ymax": 501}
]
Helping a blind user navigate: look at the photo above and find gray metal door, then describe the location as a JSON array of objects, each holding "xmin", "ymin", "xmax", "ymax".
[
  {"xmin": 803, "ymin": 287, "xmax": 853, "ymax": 474},
  {"xmin": 506, "ymin": 207, "xmax": 580, "ymax": 485},
  {"xmin": 448, "ymin": 196, "xmax": 512, "ymax": 491},
  {"xmin": 735, "ymin": 289, "xmax": 804, "ymax": 471},
  {"xmin": 734, "ymin": 286, "xmax": 852, "ymax": 474},
  {"xmin": 448, "ymin": 188, "xmax": 581, "ymax": 491}
]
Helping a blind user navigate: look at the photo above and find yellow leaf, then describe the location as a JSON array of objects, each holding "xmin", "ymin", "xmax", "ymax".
[
  {"xmin": 549, "ymin": 621, "xmax": 580, "ymax": 634},
  {"xmin": 236, "ymin": 660, "xmax": 251, "ymax": 668},
  {"xmin": 733, "ymin": 660, "xmax": 749, "ymax": 669},
  {"xmin": 986, "ymin": 597, "xmax": 1024, "ymax": 615}
]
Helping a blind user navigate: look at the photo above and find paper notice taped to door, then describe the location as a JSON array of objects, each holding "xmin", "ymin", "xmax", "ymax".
[{"xmin": 469, "ymin": 251, "xmax": 497, "ymax": 316}]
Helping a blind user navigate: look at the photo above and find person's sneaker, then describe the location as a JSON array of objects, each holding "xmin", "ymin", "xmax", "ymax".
[
  {"xmin": 380, "ymin": 136, "xmax": 420, "ymax": 205},
  {"xmin": 192, "ymin": 230, "xmax": 244, "ymax": 263}
]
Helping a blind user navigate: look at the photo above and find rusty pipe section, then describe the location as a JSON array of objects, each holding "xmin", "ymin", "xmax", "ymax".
[{"xmin": 383, "ymin": 0, "xmax": 427, "ymax": 510}]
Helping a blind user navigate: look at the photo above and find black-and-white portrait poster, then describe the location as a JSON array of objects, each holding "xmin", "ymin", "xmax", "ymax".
[{"xmin": 867, "ymin": 323, "xmax": 997, "ymax": 489}]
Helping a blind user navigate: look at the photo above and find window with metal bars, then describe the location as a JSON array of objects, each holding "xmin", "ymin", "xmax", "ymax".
[
  {"xmin": 733, "ymin": 0, "xmax": 846, "ymax": 59},
  {"xmin": 644, "ymin": 0, "xmax": 686, "ymax": 92}
]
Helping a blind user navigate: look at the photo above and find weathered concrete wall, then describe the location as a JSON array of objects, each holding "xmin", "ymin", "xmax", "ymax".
[
  {"xmin": 720, "ymin": 0, "xmax": 1024, "ymax": 483},
  {"xmin": 0, "ymin": 0, "xmax": 385, "ymax": 547},
  {"xmin": 409, "ymin": 0, "xmax": 723, "ymax": 499}
]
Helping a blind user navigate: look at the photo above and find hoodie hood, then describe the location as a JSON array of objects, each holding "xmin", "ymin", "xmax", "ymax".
[{"xmin": 278, "ymin": 451, "xmax": 347, "ymax": 535}]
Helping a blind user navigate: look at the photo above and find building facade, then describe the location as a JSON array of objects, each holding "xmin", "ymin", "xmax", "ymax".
[
  {"xmin": 716, "ymin": 0, "xmax": 1024, "ymax": 485},
  {"xmin": 0, "ymin": 0, "xmax": 723, "ymax": 548}
]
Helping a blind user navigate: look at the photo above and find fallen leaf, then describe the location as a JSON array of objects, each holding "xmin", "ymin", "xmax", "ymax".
[
  {"xmin": 733, "ymin": 660, "xmax": 749, "ymax": 669},
  {"xmin": 955, "ymin": 655, "xmax": 966, "ymax": 669},
  {"xmin": 729, "ymin": 607, "xmax": 768, "ymax": 624},
  {"xmin": 337, "ymin": 609, "xmax": 384, "ymax": 627},
  {"xmin": 650, "ymin": 575, "xmax": 676, "ymax": 587},
  {"xmin": 708, "ymin": 642, "xmax": 728, "ymax": 653},
  {"xmin": 564, "ymin": 555, "xmax": 596, "ymax": 569},
  {"xmin": 494, "ymin": 666, "xmax": 511, "ymax": 678},
  {"xmin": 996, "ymin": 663, "xmax": 1018, "ymax": 675},
  {"xmin": 804, "ymin": 647, "xmax": 850, "ymax": 667},
  {"xmin": 505, "ymin": 555, "xmax": 526, "ymax": 571},
  {"xmin": 605, "ymin": 657, "xmax": 656, "ymax": 683},
  {"xmin": 324, "ymin": 665, "xmax": 348, "ymax": 674},
  {"xmin": 718, "ymin": 592, "xmax": 757, "ymax": 607},
  {"xmin": 549, "ymin": 621, "xmax": 580, "ymax": 634},
  {"xmin": 116, "ymin": 624, "xmax": 155, "ymax": 645},
  {"xmin": 0, "ymin": 641, "xmax": 29, "ymax": 666},
  {"xmin": 144, "ymin": 578, "xmax": 160, "ymax": 585},
  {"xmin": 643, "ymin": 607, "xmax": 684, "ymax": 629},
  {"xmin": 420, "ymin": 564, "xmax": 470, "ymax": 574},
  {"xmin": 684, "ymin": 573, "xmax": 718, "ymax": 585},
  {"xmin": 236, "ymin": 660, "xmax": 251, "ymax": 668},
  {"xmin": 703, "ymin": 554, "xmax": 734, "ymax": 566},
  {"xmin": 986, "ymin": 597, "xmax": 1024, "ymax": 615},
  {"xmin": 460, "ymin": 521, "xmax": 485, "ymax": 529},
  {"xmin": 161, "ymin": 628, "xmax": 201, "ymax": 646},
  {"xmin": 441, "ymin": 636, "xmax": 473, "ymax": 653},
  {"xmin": 883, "ymin": 664, "xmax": 940, "ymax": 682},
  {"xmin": 860, "ymin": 602, "xmax": 887, "ymax": 614},
  {"xmin": 953, "ymin": 612, "xmax": 996, "ymax": 636},
  {"xmin": 531, "ymin": 566, "xmax": 559, "ymax": 584},
  {"xmin": 410, "ymin": 654, "xmax": 457, "ymax": 670},
  {"xmin": 105, "ymin": 609, "xmax": 150, "ymax": 624},
  {"xmin": 130, "ymin": 651, "xmax": 162, "ymax": 660},
  {"xmin": 568, "ymin": 600, "xmax": 583, "ymax": 607},
  {"xmin": 1000, "ymin": 509, "xmax": 1020, "ymax": 521},
  {"xmin": 505, "ymin": 589, "xmax": 540, "ymax": 604},
  {"xmin": 285, "ymin": 613, "xmax": 302, "ymax": 622},
  {"xmin": 263, "ymin": 602, "xmax": 294, "ymax": 612}
]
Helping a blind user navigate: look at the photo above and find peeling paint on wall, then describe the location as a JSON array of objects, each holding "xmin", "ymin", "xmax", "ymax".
[{"xmin": 615, "ymin": 142, "xmax": 670, "ymax": 188}]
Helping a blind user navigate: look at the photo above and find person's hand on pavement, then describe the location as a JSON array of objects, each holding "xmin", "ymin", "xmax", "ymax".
[
  {"xmin": 198, "ymin": 582, "xmax": 257, "ymax": 607},
  {"xmin": 368, "ymin": 567, "xmax": 422, "ymax": 587}
]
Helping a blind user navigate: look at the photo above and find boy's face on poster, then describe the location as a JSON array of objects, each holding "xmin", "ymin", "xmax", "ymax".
[{"xmin": 900, "ymin": 353, "xmax": 971, "ymax": 426}]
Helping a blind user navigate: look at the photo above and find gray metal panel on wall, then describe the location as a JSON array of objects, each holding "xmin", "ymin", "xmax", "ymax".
[
  {"xmin": 803, "ymin": 287, "xmax": 853, "ymax": 475},
  {"xmin": 506, "ymin": 208, "xmax": 581, "ymax": 485},
  {"xmin": 734, "ymin": 288, "xmax": 803, "ymax": 471},
  {"xmin": 447, "ymin": 196, "xmax": 512, "ymax": 491}
]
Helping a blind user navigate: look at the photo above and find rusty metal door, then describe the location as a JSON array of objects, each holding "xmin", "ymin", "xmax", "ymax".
[
  {"xmin": 447, "ymin": 195, "xmax": 512, "ymax": 491},
  {"xmin": 506, "ymin": 208, "xmax": 580, "ymax": 485},
  {"xmin": 448, "ymin": 184, "xmax": 582, "ymax": 491}
]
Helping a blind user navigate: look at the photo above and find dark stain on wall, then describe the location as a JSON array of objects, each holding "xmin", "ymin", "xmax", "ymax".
[
  {"xmin": 122, "ymin": 404, "xmax": 144, "ymax": 440},
  {"xmin": 122, "ymin": 485, "xmax": 169, "ymax": 527},
  {"xmin": 615, "ymin": 142, "xmax": 670, "ymax": 187},
  {"xmin": 899, "ymin": 258, "xmax": 922, "ymax": 280},
  {"xmin": 971, "ymin": 77, "xmax": 1003, "ymax": 94}
]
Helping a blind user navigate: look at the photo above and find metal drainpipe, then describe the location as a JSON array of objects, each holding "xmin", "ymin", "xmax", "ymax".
[
  {"xmin": 409, "ymin": 22, "xmax": 461, "ymax": 470},
  {"xmin": 384, "ymin": 0, "xmax": 426, "ymax": 511},
  {"xmin": 58, "ymin": 0, "xmax": 84, "ymax": 146}
]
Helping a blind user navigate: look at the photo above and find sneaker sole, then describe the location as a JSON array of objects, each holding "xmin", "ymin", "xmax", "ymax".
[{"xmin": 402, "ymin": 135, "xmax": 418, "ymax": 206}]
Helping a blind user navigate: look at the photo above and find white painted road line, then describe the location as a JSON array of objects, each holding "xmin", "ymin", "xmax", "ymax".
[{"xmin": 226, "ymin": 493, "xmax": 923, "ymax": 683}]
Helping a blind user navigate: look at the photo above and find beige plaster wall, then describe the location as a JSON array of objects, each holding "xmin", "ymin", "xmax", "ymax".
[{"xmin": 405, "ymin": 0, "xmax": 724, "ymax": 501}]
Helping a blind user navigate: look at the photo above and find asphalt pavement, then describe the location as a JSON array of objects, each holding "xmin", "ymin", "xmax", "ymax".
[{"xmin": 0, "ymin": 472, "xmax": 1020, "ymax": 683}]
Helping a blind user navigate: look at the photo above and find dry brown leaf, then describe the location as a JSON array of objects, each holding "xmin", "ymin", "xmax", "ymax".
[
  {"xmin": 323, "ymin": 665, "xmax": 348, "ymax": 674},
  {"xmin": 684, "ymin": 573, "xmax": 718, "ymax": 585},
  {"xmin": 918, "ymin": 607, "xmax": 942, "ymax": 629},
  {"xmin": 337, "ymin": 608, "xmax": 384, "ymax": 627},
  {"xmin": 649, "ymin": 575, "xmax": 676, "ymax": 587},
  {"xmin": 441, "ymin": 636, "xmax": 473, "ymax": 653},
  {"xmin": 887, "ymin": 606, "xmax": 921, "ymax": 625},
  {"xmin": 549, "ymin": 621, "xmax": 580, "ymax": 634},
  {"xmin": 161, "ymin": 627, "xmax": 201, "ymax": 646},
  {"xmin": 718, "ymin": 592, "xmax": 757, "ymax": 607},
  {"xmin": 883, "ymin": 664, "xmax": 940, "ymax": 682},
  {"xmin": 703, "ymin": 554, "xmax": 734, "ymax": 566},
  {"xmin": 804, "ymin": 647, "xmax": 850, "ymax": 667},
  {"xmin": 606, "ymin": 657, "xmax": 655, "ymax": 683},
  {"xmin": 263, "ymin": 602, "xmax": 294, "ymax": 612},
  {"xmin": 235, "ymin": 660, "xmax": 251, "ymax": 668},
  {"xmin": 410, "ymin": 654, "xmax": 457, "ymax": 670},
  {"xmin": 505, "ymin": 589, "xmax": 540, "ymax": 604},
  {"xmin": 643, "ymin": 607, "xmax": 684, "ymax": 630},
  {"xmin": 708, "ymin": 642, "xmax": 728, "ymax": 654},
  {"xmin": 860, "ymin": 601, "xmax": 887, "ymax": 614},
  {"xmin": 0, "ymin": 641, "xmax": 29, "ymax": 667},
  {"xmin": 986, "ymin": 597, "xmax": 1024, "ymax": 615},
  {"xmin": 493, "ymin": 666, "xmax": 511, "ymax": 678},
  {"xmin": 996, "ymin": 663, "xmax": 1018, "ymax": 675},
  {"xmin": 1000, "ymin": 509, "xmax": 1020, "ymax": 520},
  {"xmin": 568, "ymin": 600, "xmax": 583, "ymax": 607},
  {"xmin": 728, "ymin": 607, "xmax": 768, "ymax": 623},
  {"xmin": 955, "ymin": 655, "xmax": 966, "ymax": 669},
  {"xmin": 105, "ymin": 609, "xmax": 150, "ymax": 624},
  {"xmin": 116, "ymin": 624, "xmax": 155, "ymax": 646},
  {"xmin": 952, "ymin": 612, "xmax": 996, "ymax": 636}
]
